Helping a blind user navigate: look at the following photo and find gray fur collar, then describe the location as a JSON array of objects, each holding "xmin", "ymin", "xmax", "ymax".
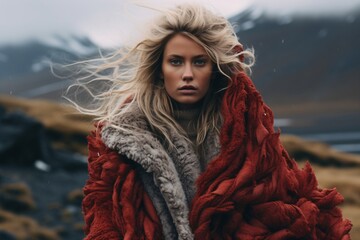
[{"xmin": 101, "ymin": 104, "xmax": 220, "ymax": 240}]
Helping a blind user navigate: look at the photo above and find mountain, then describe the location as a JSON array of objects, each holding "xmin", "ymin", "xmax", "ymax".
[
  {"xmin": 229, "ymin": 9, "xmax": 360, "ymax": 152},
  {"xmin": 1, "ymin": 10, "xmax": 359, "ymax": 106},
  {"xmin": 230, "ymin": 8, "xmax": 360, "ymax": 112},
  {"xmin": 0, "ymin": 35, "xmax": 100, "ymax": 100},
  {"xmin": 0, "ymin": 9, "xmax": 359, "ymax": 151},
  {"xmin": 0, "ymin": 35, "xmax": 99, "ymax": 78}
]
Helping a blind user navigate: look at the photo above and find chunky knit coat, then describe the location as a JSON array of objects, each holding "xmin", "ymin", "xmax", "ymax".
[{"xmin": 82, "ymin": 72, "xmax": 352, "ymax": 239}]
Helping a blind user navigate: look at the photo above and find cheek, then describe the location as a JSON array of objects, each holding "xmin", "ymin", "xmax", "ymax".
[{"xmin": 162, "ymin": 64, "xmax": 175, "ymax": 81}]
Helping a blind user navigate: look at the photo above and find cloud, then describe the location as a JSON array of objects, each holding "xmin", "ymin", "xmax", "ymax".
[
  {"xmin": 0, "ymin": 0, "xmax": 359, "ymax": 48},
  {"xmin": 252, "ymin": 0, "xmax": 360, "ymax": 16},
  {"xmin": 0, "ymin": 0, "xmax": 129, "ymax": 46},
  {"xmin": 0, "ymin": 0, "xmax": 250, "ymax": 47}
]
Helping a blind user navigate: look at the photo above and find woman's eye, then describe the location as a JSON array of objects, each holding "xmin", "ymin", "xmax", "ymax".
[
  {"xmin": 194, "ymin": 59, "xmax": 207, "ymax": 66},
  {"xmin": 170, "ymin": 59, "xmax": 182, "ymax": 65}
]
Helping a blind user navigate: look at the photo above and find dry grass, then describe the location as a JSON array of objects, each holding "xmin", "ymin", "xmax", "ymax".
[
  {"xmin": 341, "ymin": 205, "xmax": 360, "ymax": 238},
  {"xmin": 0, "ymin": 95, "xmax": 93, "ymax": 136},
  {"xmin": 0, "ymin": 182, "xmax": 36, "ymax": 212},
  {"xmin": 281, "ymin": 134, "xmax": 360, "ymax": 166},
  {"xmin": 295, "ymin": 162, "xmax": 360, "ymax": 239},
  {"xmin": 0, "ymin": 94, "xmax": 93, "ymax": 154},
  {"xmin": 310, "ymin": 166, "xmax": 360, "ymax": 204},
  {"xmin": 1, "ymin": 94, "xmax": 359, "ymax": 238},
  {"xmin": 0, "ymin": 209, "xmax": 60, "ymax": 240}
]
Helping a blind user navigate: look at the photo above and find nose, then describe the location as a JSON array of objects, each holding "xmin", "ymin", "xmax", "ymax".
[{"xmin": 182, "ymin": 63, "xmax": 193, "ymax": 82}]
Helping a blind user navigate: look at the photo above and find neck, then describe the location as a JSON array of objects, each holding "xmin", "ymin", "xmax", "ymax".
[
  {"xmin": 173, "ymin": 107, "xmax": 200, "ymax": 146},
  {"xmin": 171, "ymin": 99, "xmax": 204, "ymax": 111}
]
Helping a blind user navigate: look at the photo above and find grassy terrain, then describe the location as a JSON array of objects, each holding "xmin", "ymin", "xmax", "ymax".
[{"xmin": 0, "ymin": 94, "xmax": 359, "ymax": 238}]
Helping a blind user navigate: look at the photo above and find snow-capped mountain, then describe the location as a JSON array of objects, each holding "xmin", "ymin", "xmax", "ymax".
[
  {"xmin": 0, "ymin": 7, "xmax": 359, "ymax": 153},
  {"xmin": 230, "ymin": 8, "xmax": 360, "ymax": 107},
  {"xmin": 0, "ymin": 35, "xmax": 99, "ymax": 79},
  {"xmin": 0, "ymin": 8, "xmax": 359, "ymax": 109}
]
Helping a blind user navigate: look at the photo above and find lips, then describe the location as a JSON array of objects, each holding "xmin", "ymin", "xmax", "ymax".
[
  {"xmin": 179, "ymin": 85, "xmax": 197, "ymax": 90},
  {"xmin": 178, "ymin": 85, "xmax": 197, "ymax": 95}
]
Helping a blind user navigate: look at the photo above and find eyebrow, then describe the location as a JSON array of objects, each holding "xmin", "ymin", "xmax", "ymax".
[{"xmin": 166, "ymin": 54, "xmax": 209, "ymax": 59}]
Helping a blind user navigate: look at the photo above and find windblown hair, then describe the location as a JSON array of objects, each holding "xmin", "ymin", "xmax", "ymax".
[{"xmin": 66, "ymin": 3, "xmax": 255, "ymax": 149}]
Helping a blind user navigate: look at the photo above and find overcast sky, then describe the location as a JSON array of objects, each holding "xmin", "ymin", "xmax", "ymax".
[{"xmin": 1, "ymin": 0, "xmax": 360, "ymax": 48}]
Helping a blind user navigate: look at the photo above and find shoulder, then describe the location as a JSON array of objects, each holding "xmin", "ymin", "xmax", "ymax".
[
  {"xmin": 102, "ymin": 103, "xmax": 149, "ymax": 137},
  {"xmin": 100, "ymin": 103, "xmax": 161, "ymax": 153},
  {"xmin": 109, "ymin": 103, "xmax": 148, "ymax": 129}
]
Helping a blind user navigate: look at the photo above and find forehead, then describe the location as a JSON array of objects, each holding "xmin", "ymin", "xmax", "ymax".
[{"xmin": 163, "ymin": 34, "xmax": 207, "ymax": 56}]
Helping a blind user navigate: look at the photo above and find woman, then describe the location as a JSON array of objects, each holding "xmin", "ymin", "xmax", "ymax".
[{"xmin": 75, "ymin": 4, "xmax": 352, "ymax": 240}]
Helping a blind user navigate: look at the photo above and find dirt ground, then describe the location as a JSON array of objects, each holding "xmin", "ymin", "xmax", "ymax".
[{"xmin": 1, "ymin": 95, "xmax": 359, "ymax": 239}]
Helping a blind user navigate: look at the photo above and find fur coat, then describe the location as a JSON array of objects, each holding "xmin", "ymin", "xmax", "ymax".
[{"xmin": 82, "ymin": 72, "xmax": 352, "ymax": 239}]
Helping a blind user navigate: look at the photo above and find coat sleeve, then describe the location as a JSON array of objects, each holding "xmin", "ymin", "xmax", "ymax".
[
  {"xmin": 189, "ymin": 73, "xmax": 352, "ymax": 239},
  {"xmin": 82, "ymin": 127, "xmax": 163, "ymax": 240}
]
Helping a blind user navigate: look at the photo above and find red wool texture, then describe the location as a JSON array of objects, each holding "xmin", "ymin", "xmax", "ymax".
[
  {"xmin": 83, "ymin": 128, "xmax": 164, "ymax": 240},
  {"xmin": 82, "ymin": 72, "xmax": 352, "ymax": 239},
  {"xmin": 189, "ymin": 72, "xmax": 352, "ymax": 239}
]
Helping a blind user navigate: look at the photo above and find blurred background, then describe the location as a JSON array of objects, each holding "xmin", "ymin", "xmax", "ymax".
[{"xmin": 0, "ymin": 0, "xmax": 359, "ymax": 239}]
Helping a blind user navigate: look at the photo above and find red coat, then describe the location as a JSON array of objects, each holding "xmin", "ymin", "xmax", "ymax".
[{"xmin": 82, "ymin": 72, "xmax": 352, "ymax": 239}]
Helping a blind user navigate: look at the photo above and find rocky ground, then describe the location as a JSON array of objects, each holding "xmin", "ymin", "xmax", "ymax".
[{"xmin": 0, "ymin": 95, "xmax": 359, "ymax": 239}]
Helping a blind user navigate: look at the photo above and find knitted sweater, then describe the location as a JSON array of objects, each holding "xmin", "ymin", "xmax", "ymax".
[{"xmin": 173, "ymin": 108, "xmax": 210, "ymax": 171}]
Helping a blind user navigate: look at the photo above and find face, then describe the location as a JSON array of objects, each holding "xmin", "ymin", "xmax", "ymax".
[{"xmin": 161, "ymin": 34, "xmax": 213, "ymax": 109}]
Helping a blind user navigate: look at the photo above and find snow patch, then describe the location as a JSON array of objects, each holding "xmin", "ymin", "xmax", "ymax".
[
  {"xmin": 241, "ymin": 20, "xmax": 256, "ymax": 30},
  {"xmin": 250, "ymin": 8, "xmax": 263, "ymax": 20},
  {"xmin": 39, "ymin": 35, "xmax": 97, "ymax": 56},
  {"xmin": 31, "ymin": 57, "xmax": 50, "ymax": 72}
]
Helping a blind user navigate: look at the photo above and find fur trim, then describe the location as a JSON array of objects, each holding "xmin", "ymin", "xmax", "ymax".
[{"xmin": 101, "ymin": 104, "xmax": 220, "ymax": 239}]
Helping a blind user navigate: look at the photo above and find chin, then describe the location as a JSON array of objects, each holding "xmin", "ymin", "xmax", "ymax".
[
  {"xmin": 177, "ymin": 99, "xmax": 200, "ymax": 105},
  {"xmin": 171, "ymin": 98, "xmax": 204, "ymax": 109}
]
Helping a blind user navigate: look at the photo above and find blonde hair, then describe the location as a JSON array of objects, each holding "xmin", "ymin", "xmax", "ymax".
[{"xmin": 66, "ymin": 3, "xmax": 255, "ymax": 149}]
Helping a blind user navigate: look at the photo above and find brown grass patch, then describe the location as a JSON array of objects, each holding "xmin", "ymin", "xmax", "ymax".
[{"xmin": 0, "ymin": 209, "xmax": 60, "ymax": 240}]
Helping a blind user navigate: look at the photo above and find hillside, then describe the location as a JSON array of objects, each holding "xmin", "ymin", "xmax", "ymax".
[
  {"xmin": 0, "ymin": 95, "xmax": 359, "ymax": 239},
  {"xmin": 0, "ymin": 8, "xmax": 359, "ymax": 239},
  {"xmin": 232, "ymin": 10, "xmax": 360, "ymax": 111}
]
